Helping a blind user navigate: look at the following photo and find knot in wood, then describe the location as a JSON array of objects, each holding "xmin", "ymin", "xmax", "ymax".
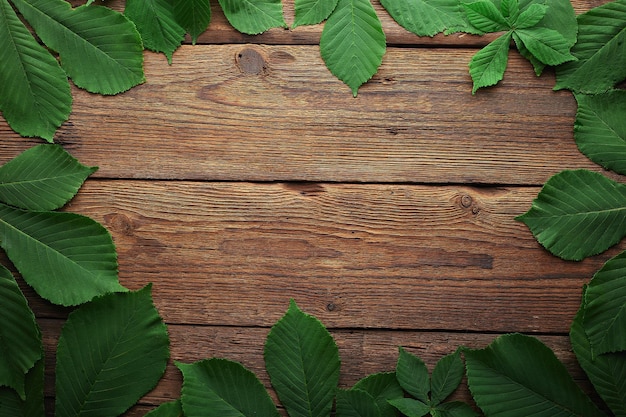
[
  {"xmin": 236, "ymin": 48, "xmax": 269, "ymax": 75},
  {"xmin": 460, "ymin": 194, "xmax": 473, "ymax": 208}
]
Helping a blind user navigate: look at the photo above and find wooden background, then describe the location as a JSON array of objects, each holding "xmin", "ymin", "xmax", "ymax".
[{"xmin": 0, "ymin": 0, "xmax": 620, "ymax": 414}]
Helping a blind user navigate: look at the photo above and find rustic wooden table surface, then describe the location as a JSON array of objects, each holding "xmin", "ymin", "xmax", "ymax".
[{"xmin": 0, "ymin": 0, "xmax": 619, "ymax": 414}]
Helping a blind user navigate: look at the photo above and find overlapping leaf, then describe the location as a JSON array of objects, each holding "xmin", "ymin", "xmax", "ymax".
[
  {"xmin": 388, "ymin": 398, "xmax": 430, "ymax": 417},
  {"xmin": 513, "ymin": 27, "xmax": 575, "ymax": 65},
  {"xmin": 0, "ymin": 144, "xmax": 96, "ymax": 211},
  {"xmin": 217, "ymin": 0, "xmax": 286, "ymax": 34},
  {"xmin": 430, "ymin": 350, "xmax": 464, "ymax": 406},
  {"xmin": 574, "ymin": 90, "xmax": 626, "ymax": 175},
  {"xmin": 173, "ymin": 0, "xmax": 211, "ymax": 44},
  {"xmin": 0, "ymin": 266, "xmax": 41, "ymax": 400},
  {"xmin": 11, "ymin": 0, "xmax": 144, "ymax": 95},
  {"xmin": 55, "ymin": 286, "xmax": 170, "ymax": 417},
  {"xmin": 516, "ymin": 169, "xmax": 626, "ymax": 261},
  {"xmin": 125, "ymin": 0, "xmax": 186, "ymax": 63},
  {"xmin": 379, "ymin": 0, "xmax": 474, "ymax": 37},
  {"xmin": 0, "ymin": 0, "xmax": 71, "ymax": 141},
  {"xmin": 396, "ymin": 347, "xmax": 430, "ymax": 404},
  {"xmin": 293, "ymin": 0, "xmax": 338, "ymax": 27},
  {"xmin": 336, "ymin": 389, "xmax": 381, "ymax": 417},
  {"xmin": 320, "ymin": 0, "xmax": 386, "ymax": 96},
  {"xmin": 177, "ymin": 358, "xmax": 279, "ymax": 417},
  {"xmin": 463, "ymin": 0, "xmax": 508, "ymax": 33},
  {"xmin": 432, "ymin": 401, "xmax": 479, "ymax": 417},
  {"xmin": 353, "ymin": 372, "xmax": 403, "ymax": 416},
  {"xmin": 144, "ymin": 400, "xmax": 184, "ymax": 417},
  {"xmin": 555, "ymin": 0, "xmax": 626, "ymax": 93},
  {"xmin": 464, "ymin": 333, "xmax": 606, "ymax": 417},
  {"xmin": 0, "ymin": 359, "xmax": 44, "ymax": 417},
  {"xmin": 469, "ymin": 32, "xmax": 512, "ymax": 93},
  {"xmin": 264, "ymin": 300, "xmax": 340, "ymax": 417},
  {"xmin": 0, "ymin": 204, "xmax": 124, "ymax": 306}
]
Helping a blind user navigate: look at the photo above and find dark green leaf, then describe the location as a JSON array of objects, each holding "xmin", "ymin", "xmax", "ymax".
[
  {"xmin": 571, "ymin": 306, "xmax": 626, "ymax": 417},
  {"xmin": 336, "ymin": 389, "xmax": 381, "ymax": 417},
  {"xmin": 464, "ymin": 333, "xmax": 606, "ymax": 417},
  {"xmin": 0, "ymin": 144, "xmax": 96, "ymax": 211},
  {"xmin": 293, "ymin": 0, "xmax": 338, "ymax": 28},
  {"xmin": 432, "ymin": 401, "xmax": 479, "ymax": 417},
  {"xmin": 56, "ymin": 286, "xmax": 170, "ymax": 417},
  {"xmin": 516, "ymin": 169, "xmax": 626, "ymax": 261},
  {"xmin": 11, "ymin": 0, "xmax": 144, "ymax": 95},
  {"xmin": 264, "ymin": 299, "xmax": 340, "ymax": 417},
  {"xmin": 0, "ymin": 358, "xmax": 44, "ymax": 417},
  {"xmin": 353, "ymin": 372, "xmax": 403, "ymax": 417},
  {"xmin": 320, "ymin": 0, "xmax": 386, "ymax": 96},
  {"xmin": 513, "ymin": 27, "xmax": 576, "ymax": 65},
  {"xmin": 388, "ymin": 398, "xmax": 430, "ymax": 417},
  {"xmin": 430, "ymin": 350, "xmax": 464, "ymax": 406},
  {"xmin": 0, "ymin": 204, "xmax": 125, "ymax": 306},
  {"xmin": 125, "ymin": 0, "xmax": 186, "ymax": 63},
  {"xmin": 522, "ymin": 0, "xmax": 577, "ymax": 47},
  {"xmin": 217, "ymin": 0, "xmax": 286, "ymax": 34},
  {"xmin": 512, "ymin": 3, "xmax": 547, "ymax": 29},
  {"xmin": 144, "ymin": 400, "xmax": 183, "ymax": 417},
  {"xmin": 0, "ymin": 266, "xmax": 41, "ymax": 400},
  {"xmin": 574, "ymin": 90, "xmax": 626, "ymax": 176},
  {"xmin": 172, "ymin": 0, "xmax": 211, "ymax": 44},
  {"xmin": 177, "ymin": 358, "xmax": 279, "ymax": 417},
  {"xmin": 380, "ymin": 0, "xmax": 475, "ymax": 37},
  {"xmin": 468, "ymin": 31, "xmax": 512, "ymax": 93},
  {"xmin": 0, "ymin": 0, "xmax": 71, "ymax": 141},
  {"xmin": 396, "ymin": 347, "xmax": 430, "ymax": 403},
  {"xmin": 463, "ymin": 0, "xmax": 509, "ymax": 33},
  {"xmin": 555, "ymin": 0, "xmax": 626, "ymax": 93}
]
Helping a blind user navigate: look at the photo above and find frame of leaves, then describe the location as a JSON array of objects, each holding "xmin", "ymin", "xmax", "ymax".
[{"xmin": 0, "ymin": 0, "xmax": 625, "ymax": 416}]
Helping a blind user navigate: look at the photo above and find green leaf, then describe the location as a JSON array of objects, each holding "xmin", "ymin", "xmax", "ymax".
[
  {"xmin": 524, "ymin": 0, "xmax": 577, "ymax": 47},
  {"xmin": 0, "ymin": 0, "xmax": 71, "ymax": 141},
  {"xmin": 388, "ymin": 398, "xmax": 430, "ymax": 417},
  {"xmin": 574, "ymin": 90, "xmax": 626, "ymax": 176},
  {"xmin": 555, "ymin": 0, "xmax": 626, "ymax": 94},
  {"xmin": 430, "ymin": 350, "xmax": 464, "ymax": 406},
  {"xmin": 172, "ymin": 0, "xmax": 211, "ymax": 44},
  {"xmin": 379, "ymin": 0, "xmax": 475, "ymax": 37},
  {"xmin": 516, "ymin": 169, "xmax": 626, "ymax": 261},
  {"xmin": 0, "ymin": 266, "xmax": 41, "ymax": 400},
  {"xmin": 177, "ymin": 358, "xmax": 279, "ymax": 417},
  {"xmin": 56, "ymin": 286, "xmax": 170, "ymax": 417},
  {"xmin": 432, "ymin": 401, "xmax": 479, "ymax": 417},
  {"xmin": 264, "ymin": 299, "xmax": 340, "ymax": 417},
  {"xmin": 125, "ymin": 0, "xmax": 186, "ymax": 63},
  {"xmin": 217, "ymin": 0, "xmax": 286, "ymax": 34},
  {"xmin": 320, "ymin": 0, "xmax": 386, "ymax": 96},
  {"xmin": 0, "ymin": 358, "xmax": 44, "ymax": 417},
  {"xmin": 583, "ymin": 251, "xmax": 626, "ymax": 356},
  {"xmin": 293, "ymin": 0, "xmax": 338, "ymax": 28},
  {"xmin": 11, "ymin": 0, "xmax": 144, "ymax": 95},
  {"xmin": 464, "ymin": 333, "xmax": 606, "ymax": 417},
  {"xmin": 336, "ymin": 389, "xmax": 381, "ymax": 417},
  {"xmin": 396, "ymin": 347, "xmax": 430, "ymax": 403},
  {"xmin": 512, "ymin": 3, "xmax": 546, "ymax": 29},
  {"xmin": 0, "ymin": 204, "xmax": 125, "ymax": 306},
  {"xmin": 500, "ymin": 0, "xmax": 519, "ymax": 20},
  {"xmin": 144, "ymin": 400, "xmax": 184, "ymax": 417},
  {"xmin": 468, "ymin": 31, "xmax": 512, "ymax": 93},
  {"xmin": 513, "ymin": 27, "xmax": 576, "ymax": 65},
  {"xmin": 513, "ymin": 33, "xmax": 546, "ymax": 75},
  {"xmin": 463, "ymin": 0, "xmax": 509, "ymax": 33},
  {"xmin": 0, "ymin": 144, "xmax": 96, "ymax": 211},
  {"xmin": 571, "ymin": 306, "xmax": 626, "ymax": 417},
  {"xmin": 353, "ymin": 372, "xmax": 403, "ymax": 417}
]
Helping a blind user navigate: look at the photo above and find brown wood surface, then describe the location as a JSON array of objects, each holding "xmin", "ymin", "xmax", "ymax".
[{"xmin": 0, "ymin": 0, "xmax": 618, "ymax": 415}]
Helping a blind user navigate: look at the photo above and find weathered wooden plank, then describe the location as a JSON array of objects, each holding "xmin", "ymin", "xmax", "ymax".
[{"xmin": 0, "ymin": 46, "xmax": 603, "ymax": 184}]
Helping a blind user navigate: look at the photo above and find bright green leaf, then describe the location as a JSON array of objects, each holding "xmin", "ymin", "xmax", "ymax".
[
  {"xmin": 353, "ymin": 372, "xmax": 403, "ymax": 417},
  {"xmin": 0, "ymin": 0, "xmax": 71, "ymax": 141},
  {"xmin": 379, "ymin": 0, "xmax": 475, "ymax": 37},
  {"xmin": 396, "ymin": 347, "xmax": 430, "ymax": 403},
  {"xmin": 432, "ymin": 401, "xmax": 479, "ymax": 417},
  {"xmin": 571, "ymin": 306, "xmax": 626, "ymax": 417},
  {"xmin": 512, "ymin": 3, "xmax": 547, "ymax": 29},
  {"xmin": 264, "ymin": 299, "xmax": 340, "ymax": 417},
  {"xmin": 463, "ymin": 0, "xmax": 509, "ymax": 33},
  {"xmin": 500, "ymin": 0, "xmax": 519, "ymax": 20},
  {"xmin": 172, "ymin": 0, "xmax": 211, "ymax": 44},
  {"xmin": 430, "ymin": 350, "xmax": 464, "ymax": 406},
  {"xmin": 522, "ymin": 0, "xmax": 577, "ymax": 47},
  {"xmin": 293, "ymin": 0, "xmax": 338, "ymax": 28},
  {"xmin": 469, "ymin": 31, "xmax": 512, "ymax": 93},
  {"xmin": 0, "ymin": 266, "xmax": 41, "ymax": 400},
  {"xmin": 320, "ymin": 0, "xmax": 386, "ymax": 96},
  {"xmin": 336, "ymin": 389, "xmax": 381, "ymax": 417},
  {"xmin": 464, "ymin": 333, "xmax": 606, "ymax": 417},
  {"xmin": 55, "ymin": 286, "xmax": 170, "ymax": 417},
  {"xmin": 177, "ymin": 358, "xmax": 279, "ymax": 417},
  {"xmin": 144, "ymin": 400, "xmax": 184, "ymax": 417},
  {"xmin": 555, "ymin": 0, "xmax": 626, "ymax": 93},
  {"xmin": 516, "ymin": 169, "xmax": 626, "ymax": 261},
  {"xmin": 0, "ymin": 204, "xmax": 125, "ymax": 306},
  {"xmin": 574, "ymin": 90, "xmax": 626, "ymax": 176},
  {"xmin": 217, "ymin": 0, "xmax": 286, "ymax": 34},
  {"xmin": 513, "ymin": 27, "xmax": 576, "ymax": 65},
  {"xmin": 125, "ymin": 0, "xmax": 186, "ymax": 63},
  {"xmin": 11, "ymin": 0, "xmax": 145, "ymax": 95},
  {"xmin": 0, "ymin": 358, "xmax": 44, "ymax": 417},
  {"xmin": 0, "ymin": 144, "xmax": 96, "ymax": 211},
  {"xmin": 513, "ymin": 33, "xmax": 546, "ymax": 75},
  {"xmin": 388, "ymin": 398, "xmax": 430, "ymax": 417}
]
